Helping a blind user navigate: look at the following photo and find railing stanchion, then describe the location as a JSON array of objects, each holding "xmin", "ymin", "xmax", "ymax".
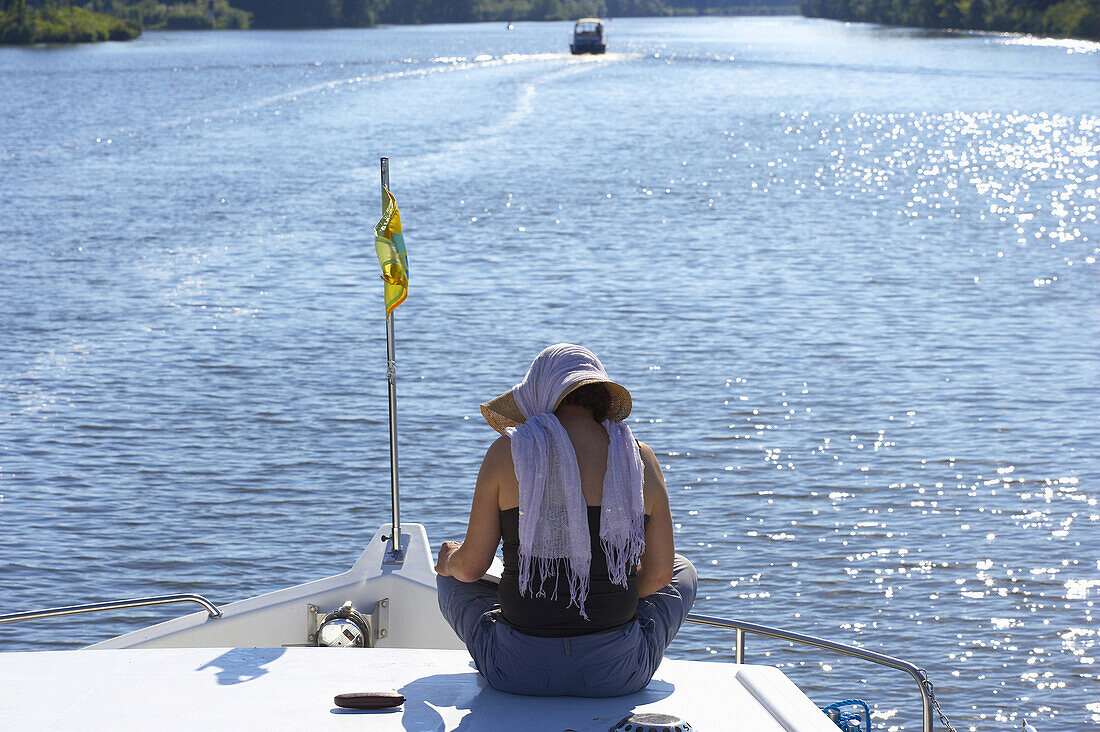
[{"xmin": 685, "ymin": 613, "xmax": 933, "ymax": 732}]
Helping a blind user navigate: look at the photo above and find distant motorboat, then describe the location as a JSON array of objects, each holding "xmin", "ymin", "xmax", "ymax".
[{"xmin": 570, "ymin": 17, "xmax": 606, "ymax": 55}]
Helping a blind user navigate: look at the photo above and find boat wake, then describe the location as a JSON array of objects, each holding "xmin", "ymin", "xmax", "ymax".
[
  {"xmin": 240, "ymin": 51, "xmax": 638, "ymax": 113},
  {"xmin": 359, "ymin": 53, "xmax": 639, "ymax": 178},
  {"xmin": 10, "ymin": 52, "xmax": 639, "ymax": 163}
]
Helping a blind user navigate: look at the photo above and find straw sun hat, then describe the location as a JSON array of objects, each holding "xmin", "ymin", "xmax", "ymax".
[{"xmin": 480, "ymin": 375, "xmax": 633, "ymax": 436}]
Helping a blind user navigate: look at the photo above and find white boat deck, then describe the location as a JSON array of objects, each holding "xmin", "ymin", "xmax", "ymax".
[
  {"xmin": 2, "ymin": 525, "xmax": 844, "ymax": 730},
  {"xmin": 1, "ymin": 646, "xmax": 837, "ymax": 731}
]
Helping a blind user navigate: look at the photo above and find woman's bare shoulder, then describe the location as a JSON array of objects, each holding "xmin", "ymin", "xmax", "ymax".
[
  {"xmin": 636, "ymin": 440, "xmax": 662, "ymax": 474},
  {"xmin": 484, "ymin": 434, "xmax": 518, "ymax": 509},
  {"xmin": 483, "ymin": 434, "xmax": 516, "ymax": 482},
  {"xmin": 485, "ymin": 433, "xmax": 512, "ymax": 463},
  {"xmin": 635, "ymin": 440, "xmax": 668, "ymax": 513}
]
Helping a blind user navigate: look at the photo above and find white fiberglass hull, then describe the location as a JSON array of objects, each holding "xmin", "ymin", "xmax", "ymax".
[
  {"xmin": 88, "ymin": 524, "xmax": 462, "ymax": 651},
  {"xmin": 0, "ymin": 524, "xmax": 838, "ymax": 730}
]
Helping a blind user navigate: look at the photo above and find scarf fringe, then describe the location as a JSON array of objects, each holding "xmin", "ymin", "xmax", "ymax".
[
  {"xmin": 518, "ymin": 554, "xmax": 591, "ymax": 619},
  {"xmin": 600, "ymin": 517, "xmax": 646, "ymax": 588}
]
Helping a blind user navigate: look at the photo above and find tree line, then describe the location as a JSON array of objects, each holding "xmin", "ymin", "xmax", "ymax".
[
  {"xmin": 228, "ymin": 0, "xmax": 795, "ymax": 27},
  {"xmin": 1, "ymin": 1, "xmax": 140, "ymax": 42},
  {"xmin": 31, "ymin": 0, "xmax": 1094, "ymax": 47},
  {"xmin": 83, "ymin": 0, "xmax": 251, "ymax": 29},
  {"xmin": 2, "ymin": 0, "xmax": 249, "ymax": 43},
  {"xmin": 800, "ymin": 0, "xmax": 1098, "ymax": 39},
  {"xmin": 3, "ymin": 0, "xmax": 800, "ymax": 39}
]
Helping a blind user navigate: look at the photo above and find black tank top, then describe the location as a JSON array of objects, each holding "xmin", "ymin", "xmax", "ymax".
[{"xmin": 498, "ymin": 507, "xmax": 649, "ymax": 637}]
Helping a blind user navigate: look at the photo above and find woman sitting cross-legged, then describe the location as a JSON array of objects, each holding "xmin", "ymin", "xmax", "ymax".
[{"xmin": 435, "ymin": 343, "xmax": 697, "ymax": 697}]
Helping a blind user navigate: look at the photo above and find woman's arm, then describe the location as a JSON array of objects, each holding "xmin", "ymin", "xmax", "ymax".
[
  {"xmin": 435, "ymin": 436, "xmax": 508, "ymax": 582},
  {"xmin": 636, "ymin": 441, "xmax": 675, "ymax": 598}
]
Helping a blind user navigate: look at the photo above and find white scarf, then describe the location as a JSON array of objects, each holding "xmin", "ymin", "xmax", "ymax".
[{"xmin": 505, "ymin": 344, "xmax": 646, "ymax": 619}]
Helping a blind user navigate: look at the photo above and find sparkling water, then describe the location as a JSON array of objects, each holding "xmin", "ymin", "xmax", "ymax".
[{"xmin": 1, "ymin": 17, "xmax": 1097, "ymax": 731}]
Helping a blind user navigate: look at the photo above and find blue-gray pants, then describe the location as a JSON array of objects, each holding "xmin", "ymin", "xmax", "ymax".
[{"xmin": 436, "ymin": 555, "xmax": 698, "ymax": 697}]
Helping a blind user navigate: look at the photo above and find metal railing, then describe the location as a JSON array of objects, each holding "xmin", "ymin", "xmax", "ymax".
[
  {"xmin": 0, "ymin": 594, "xmax": 222, "ymax": 626},
  {"xmin": 685, "ymin": 613, "xmax": 934, "ymax": 732}
]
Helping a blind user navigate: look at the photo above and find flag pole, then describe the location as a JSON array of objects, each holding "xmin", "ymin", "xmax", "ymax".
[{"xmin": 381, "ymin": 156, "xmax": 403, "ymax": 563}]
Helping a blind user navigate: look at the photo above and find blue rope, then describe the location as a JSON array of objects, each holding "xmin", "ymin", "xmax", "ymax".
[{"xmin": 821, "ymin": 699, "xmax": 872, "ymax": 731}]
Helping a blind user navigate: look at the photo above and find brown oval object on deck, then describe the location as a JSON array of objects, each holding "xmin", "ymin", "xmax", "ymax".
[{"xmin": 334, "ymin": 692, "xmax": 405, "ymax": 709}]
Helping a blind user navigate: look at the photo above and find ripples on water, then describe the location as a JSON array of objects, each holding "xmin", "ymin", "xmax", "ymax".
[{"xmin": 0, "ymin": 17, "xmax": 1097, "ymax": 731}]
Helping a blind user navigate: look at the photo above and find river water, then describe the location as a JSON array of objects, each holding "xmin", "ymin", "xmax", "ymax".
[{"xmin": 1, "ymin": 16, "xmax": 1097, "ymax": 731}]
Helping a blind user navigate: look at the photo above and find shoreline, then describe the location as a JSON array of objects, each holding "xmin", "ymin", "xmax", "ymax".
[
  {"xmin": 4, "ymin": 12, "xmax": 1098, "ymax": 48},
  {"xmin": 801, "ymin": 0, "xmax": 1100, "ymax": 42},
  {"xmin": 0, "ymin": 6, "xmax": 803, "ymax": 47}
]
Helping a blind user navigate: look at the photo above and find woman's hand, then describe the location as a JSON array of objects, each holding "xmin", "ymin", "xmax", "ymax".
[{"xmin": 435, "ymin": 541, "xmax": 461, "ymax": 577}]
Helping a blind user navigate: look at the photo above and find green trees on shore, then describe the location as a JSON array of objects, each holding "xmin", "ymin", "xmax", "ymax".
[
  {"xmin": 227, "ymin": 0, "xmax": 735, "ymax": 28},
  {"xmin": 5, "ymin": 0, "xmax": 1093, "ymax": 44},
  {"xmin": 227, "ymin": 0, "xmax": 379, "ymax": 29},
  {"xmin": 0, "ymin": 0, "xmax": 251, "ymax": 43},
  {"xmin": 84, "ymin": 1, "xmax": 249, "ymax": 30},
  {"xmin": 1, "ymin": 0, "xmax": 803, "ymax": 44},
  {"xmin": 1, "ymin": 2, "xmax": 140, "ymax": 43},
  {"xmin": 800, "ymin": 0, "xmax": 1099, "ymax": 40}
]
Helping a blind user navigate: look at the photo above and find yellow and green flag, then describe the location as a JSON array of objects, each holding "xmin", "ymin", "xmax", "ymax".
[{"xmin": 374, "ymin": 187, "xmax": 409, "ymax": 315}]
